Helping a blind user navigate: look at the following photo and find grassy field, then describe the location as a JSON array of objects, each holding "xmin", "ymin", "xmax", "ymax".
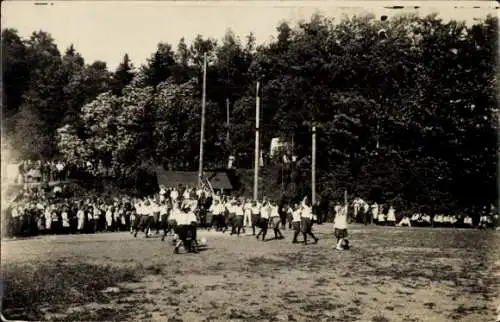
[{"xmin": 1, "ymin": 225, "xmax": 499, "ymax": 322}]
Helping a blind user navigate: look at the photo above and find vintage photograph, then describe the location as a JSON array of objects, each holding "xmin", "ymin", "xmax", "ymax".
[{"xmin": 1, "ymin": 1, "xmax": 499, "ymax": 321}]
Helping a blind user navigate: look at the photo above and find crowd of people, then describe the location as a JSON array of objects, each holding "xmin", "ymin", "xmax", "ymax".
[
  {"xmin": 349, "ymin": 197, "xmax": 498, "ymax": 229},
  {"xmin": 12, "ymin": 159, "xmax": 69, "ymax": 184},
  {"xmin": 3, "ymin": 182, "xmax": 498, "ymax": 252},
  {"xmin": 2, "ymin": 183, "xmax": 327, "ymax": 251}
]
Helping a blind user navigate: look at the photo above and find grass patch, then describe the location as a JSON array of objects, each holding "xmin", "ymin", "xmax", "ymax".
[
  {"xmin": 247, "ymin": 256, "xmax": 286, "ymax": 267},
  {"xmin": 1, "ymin": 260, "xmax": 146, "ymax": 321},
  {"xmin": 51, "ymin": 307, "xmax": 131, "ymax": 322}
]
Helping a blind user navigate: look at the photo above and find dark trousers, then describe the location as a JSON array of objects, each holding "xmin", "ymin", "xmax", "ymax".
[
  {"xmin": 256, "ymin": 218, "xmax": 269, "ymax": 240},
  {"xmin": 234, "ymin": 215, "xmax": 244, "ymax": 236},
  {"xmin": 300, "ymin": 218, "xmax": 318, "ymax": 244},
  {"xmin": 251, "ymin": 214, "xmax": 260, "ymax": 235}
]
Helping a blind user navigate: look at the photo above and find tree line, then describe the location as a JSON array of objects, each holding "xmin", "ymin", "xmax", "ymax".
[{"xmin": 2, "ymin": 13, "xmax": 497, "ymax": 215}]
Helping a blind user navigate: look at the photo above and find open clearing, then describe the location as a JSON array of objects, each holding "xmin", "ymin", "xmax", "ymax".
[{"xmin": 1, "ymin": 225, "xmax": 499, "ymax": 322}]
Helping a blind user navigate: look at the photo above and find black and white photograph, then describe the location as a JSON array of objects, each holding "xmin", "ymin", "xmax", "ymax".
[{"xmin": 1, "ymin": 1, "xmax": 499, "ymax": 321}]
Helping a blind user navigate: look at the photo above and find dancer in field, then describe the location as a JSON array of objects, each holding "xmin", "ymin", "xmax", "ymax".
[
  {"xmin": 173, "ymin": 205, "xmax": 198, "ymax": 254},
  {"xmin": 291, "ymin": 203, "xmax": 302, "ymax": 243},
  {"xmin": 270, "ymin": 200, "xmax": 284, "ymax": 240},
  {"xmin": 250, "ymin": 200, "xmax": 261, "ymax": 236},
  {"xmin": 300, "ymin": 197, "xmax": 319, "ymax": 245},
  {"xmin": 333, "ymin": 204, "xmax": 348, "ymax": 250},
  {"xmin": 233, "ymin": 199, "xmax": 245, "ymax": 237},
  {"xmin": 256, "ymin": 199, "xmax": 270, "ymax": 241}
]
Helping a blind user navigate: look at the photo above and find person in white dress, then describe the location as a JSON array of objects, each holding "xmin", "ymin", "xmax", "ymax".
[
  {"xmin": 77, "ymin": 206, "xmax": 85, "ymax": 233},
  {"xmin": 463, "ymin": 215, "xmax": 473, "ymax": 228},
  {"xmin": 243, "ymin": 198, "xmax": 253, "ymax": 229},
  {"xmin": 170, "ymin": 188, "xmax": 179, "ymax": 203},
  {"xmin": 44, "ymin": 206, "xmax": 52, "ymax": 233},
  {"xmin": 377, "ymin": 205, "xmax": 386, "ymax": 226},
  {"xmin": 105, "ymin": 206, "xmax": 114, "ymax": 231},
  {"xmin": 386, "ymin": 206, "xmax": 396, "ymax": 226}
]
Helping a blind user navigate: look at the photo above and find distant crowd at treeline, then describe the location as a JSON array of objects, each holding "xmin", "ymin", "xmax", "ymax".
[{"xmin": 3, "ymin": 180, "xmax": 498, "ymax": 239}]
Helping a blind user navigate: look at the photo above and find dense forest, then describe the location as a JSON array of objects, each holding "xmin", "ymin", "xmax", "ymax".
[{"xmin": 2, "ymin": 13, "xmax": 497, "ymax": 214}]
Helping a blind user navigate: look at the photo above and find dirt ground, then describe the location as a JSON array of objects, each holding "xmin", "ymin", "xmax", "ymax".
[{"xmin": 2, "ymin": 224, "xmax": 499, "ymax": 322}]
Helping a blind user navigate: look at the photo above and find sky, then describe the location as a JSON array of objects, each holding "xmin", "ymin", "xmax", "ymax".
[{"xmin": 2, "ymin": 1, "xmax": 498, "ymax": 70}]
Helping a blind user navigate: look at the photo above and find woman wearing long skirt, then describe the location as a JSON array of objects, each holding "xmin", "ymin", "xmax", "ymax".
[
  {"xmin": 77, "ymin": 207, "xmax": 85, "ymax": 233},
  {"xmin": 105, "ymin": 206, "xmax": 114, "ymax": 231},
  {"xmin": 386, "ymin": 206, "xmax": 396, "ymax": 226},
  {"xmin": 243, "ymin": 198, "xmax": 253, "ymax": 229},
  {"xmin": 61, "ymin": 207, "xmax": 70, "ymax": 234},
  {"xmin": 45, "ymin": 206, "xmax": 52, "ymax": 234}
]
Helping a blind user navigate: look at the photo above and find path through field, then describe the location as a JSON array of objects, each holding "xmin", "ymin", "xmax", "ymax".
[{"xmin": 2, "ymin": 225, "xmax": 499, "ymax": 322}]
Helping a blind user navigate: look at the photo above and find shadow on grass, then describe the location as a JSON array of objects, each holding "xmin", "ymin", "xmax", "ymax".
[{"xmin": 1, "ymin": 260, "xmax": 147, "ymax": 321}]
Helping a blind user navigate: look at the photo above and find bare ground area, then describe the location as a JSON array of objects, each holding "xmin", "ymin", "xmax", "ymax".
[{"xmin": 1, "ymin": 225, "xmax": 499, "ymax": 322}]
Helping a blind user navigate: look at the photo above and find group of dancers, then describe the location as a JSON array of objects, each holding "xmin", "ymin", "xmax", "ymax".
[{"xmin": 129, "ymin": 187, "xmax": 348, "ymax": 253}]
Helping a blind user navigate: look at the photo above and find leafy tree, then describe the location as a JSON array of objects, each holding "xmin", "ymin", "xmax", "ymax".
[
  {"xmin": 6, "ymin": 13, "xmax": 499, "ymax": 214},
  {"xmin": 2, "ymin": 29, "xmax": 30, "ymax": 119},
  {"xmin": 111, "ymin": 54, "xmax": 135, "ymax": 96},
  {"xmin": 142, "ymin": 42, "xmax": 177, "ymax": 87}
]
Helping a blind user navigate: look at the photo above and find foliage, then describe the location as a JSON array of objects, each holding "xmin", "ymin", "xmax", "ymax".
[{"xmin": 2, "ymin": 13, "xmax": 498, "ymax": 215}]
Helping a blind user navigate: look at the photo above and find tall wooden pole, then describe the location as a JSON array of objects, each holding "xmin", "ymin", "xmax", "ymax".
[
  {"xmin": 253, "ymin": 81, "xmax": 260, "ymax": 201},
  {"xmin": 198, "ymin": 52, "xmax": 207, "ymax": 188},
  {"xmin": 344, "ymin": 189, "xmax": 348, "ymax": 219},
  {"xmin": 226, "ymin": 98, "xmax": 230, "ymax": 144},
  {"xmin": 312, "ymin": 123, "xmax": 316, "ymax": 205}
]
